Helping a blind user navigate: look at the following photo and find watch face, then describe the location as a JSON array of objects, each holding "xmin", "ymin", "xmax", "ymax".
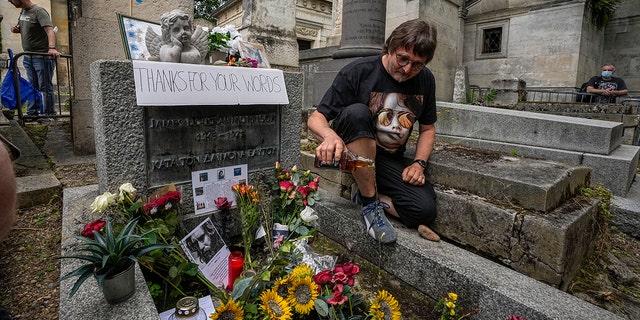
[{"xmin": 414, "ymin": 159, "xmax": 427, "ymax": 169}]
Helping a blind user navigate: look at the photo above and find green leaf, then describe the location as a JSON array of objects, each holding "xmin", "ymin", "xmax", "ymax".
[
  {"xmin": 315, "ymin": 298, "xmax": 329, "ymax": 316},
  {"xmin": 169, "ymin": 266, "xmax": 178, "ymax": 278}
]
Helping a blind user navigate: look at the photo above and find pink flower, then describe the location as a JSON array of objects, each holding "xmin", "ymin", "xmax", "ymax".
[
  {"xmin": 279, "ymin": 180, "xmax": 295, "ymax": 193},
  {"xmin": 215, "ymin": 197, "xmax": 233, "ymax": 210},
  {"xmin": 332, "ymin": 271, "xmax": 349, "ymax": 285},
  {"xmin": 81, "ymin": 219, "xmax": 106, "ymax": 239},
  {"xmin": 308, "ymin": 181, "xmax": 319, "ymax": 192},
  {"xmin": 334, "ymin": 263, "xmax": 359, "ymax": 277},
  {"xmin": 327, "ymin": 289, "xmax": 348, "ymax": 305}
]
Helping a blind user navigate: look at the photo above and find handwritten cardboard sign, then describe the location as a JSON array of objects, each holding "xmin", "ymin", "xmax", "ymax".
[{"xmin": 132, "ymin": 60, "xmax": 289, "ymax": 106}]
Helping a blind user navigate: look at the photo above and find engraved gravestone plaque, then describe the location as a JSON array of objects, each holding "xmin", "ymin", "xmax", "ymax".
[{"xmin": 145, "ymin": 105, "xmax": 280, "ymax": 187}]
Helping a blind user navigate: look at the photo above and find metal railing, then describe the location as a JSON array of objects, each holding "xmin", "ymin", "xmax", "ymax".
[
  {"xmin": 469, "ymin": 85, "xmax": 639, "ymax": 105},
  {"xmin": 3, "ymin": 51, "xmax": 73, "ymax": 124}
]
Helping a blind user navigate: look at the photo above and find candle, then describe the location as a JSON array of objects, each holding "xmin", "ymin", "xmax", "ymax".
[{"xmin": 227, "ymin": 251, "xmax": 244, "ymax": 291}]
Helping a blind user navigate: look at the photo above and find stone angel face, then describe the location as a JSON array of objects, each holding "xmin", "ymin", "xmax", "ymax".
[{"xmin": 145, "ymin": 9, "xmax": 209, "ymax": 64}]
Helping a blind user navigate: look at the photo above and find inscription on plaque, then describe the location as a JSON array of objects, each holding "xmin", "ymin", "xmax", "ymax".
[{"xmin": 145, "ymin": 105, "xmax": 280, "ymax": 187}]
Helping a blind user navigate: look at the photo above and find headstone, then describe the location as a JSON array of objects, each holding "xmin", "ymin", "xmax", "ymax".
[
  {"xmin": 453, "ymin": 65, "xmax": 468, "ymax": 103},
  {"xmin": 332, "ymin": 0, "xmax": 387, "ymax": 59},
  {"xmin": 90, "ymin": 60, "xmax": 302, "ymax": 215},
  {"xmin": 240, "ymin": 0, "xmax": 299, "ymax": 68},
  {"xmin": 489, "ymin": 78, "xmax": 526, "ymax": 107}
]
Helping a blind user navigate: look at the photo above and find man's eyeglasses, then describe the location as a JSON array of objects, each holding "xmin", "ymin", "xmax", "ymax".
[{"xmin": 395, "ymin": 53, "xmax": 425, "ymax": 71}]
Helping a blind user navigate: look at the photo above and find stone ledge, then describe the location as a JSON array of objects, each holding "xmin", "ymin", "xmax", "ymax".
[
  {"xmin": 59, "ymin": 185, "xmax": 159, "ymax": 320},
  {"xmin": 313, "ymin": 189, "xmax": 622, "ymax": 320},
  {"xmin": 16, "ymin": 173, "xmax": 61, "ymax": 209},
  {"xmin": 434, "ymin": 189, "xmax": 599, "ymax": 289}
]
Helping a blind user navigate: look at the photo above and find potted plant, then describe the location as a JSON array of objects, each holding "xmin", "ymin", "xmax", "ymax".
[{"xmin": 60, "ymin": 218, "xmax": 174, "ymax": 304}]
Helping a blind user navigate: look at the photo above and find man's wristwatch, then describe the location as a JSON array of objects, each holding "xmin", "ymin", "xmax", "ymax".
[{"xmin": 413, "ymin": 159, "xmax": 427, "ymax": 169}]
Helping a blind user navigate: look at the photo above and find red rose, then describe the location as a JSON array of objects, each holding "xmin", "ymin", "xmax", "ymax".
[
  {"xmin": 165, "ymin": 190, "xmax": 181, "ymax": 203},
  {"xmin": 313, "ymin": 270, "xmax": 333, "ymax": 286},
  {"xmin": 81, "ymin": 219, "xmax": 106, "ymax": 239},
  {"xmin": 215, "ymin": 197, "xmax": 233, "ymax": 210}
]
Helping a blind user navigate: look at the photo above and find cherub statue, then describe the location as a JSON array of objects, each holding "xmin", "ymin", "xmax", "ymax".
[{"xmin": 146, "ymin": 10, "xmax": 209, "ymax": 64}]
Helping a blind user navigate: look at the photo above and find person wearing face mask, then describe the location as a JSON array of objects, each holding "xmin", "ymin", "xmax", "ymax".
[
  {"xmin": 307, "ymin": 19, "xmax": 440, "ymax": 244},
  {"xmin": 586, "ymin": 63, "xmax": 629, "ymax": 103}
]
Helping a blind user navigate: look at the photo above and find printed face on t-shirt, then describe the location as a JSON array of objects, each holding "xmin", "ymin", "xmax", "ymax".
[{"xmin": 372, "ymin": 92, "xmax": 419, "ymax": 153}]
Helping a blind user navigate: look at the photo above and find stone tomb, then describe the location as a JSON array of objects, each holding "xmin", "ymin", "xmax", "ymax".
[{"xmin": 91, "ymin": 60, "xmax": 302, "ymax": 215}]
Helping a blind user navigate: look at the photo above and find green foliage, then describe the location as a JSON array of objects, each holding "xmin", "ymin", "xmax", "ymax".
[
  {"xmin": 59, "ymin": 219, "xmax": 174, "ymax": 298},
  {"xmin": 587, "ymin": 0, "xmax": 620, "ymax": 29},
  {"xmin": 465, "ymin": 88, "xmax": 498, "ymax": 106},
  {"xmin": 194, "ymin": 0, "xmax": 222, "ymax": 24},
  {"xmin": 580, "ymin": 184, "xmax": 612, "ymax": 220}
]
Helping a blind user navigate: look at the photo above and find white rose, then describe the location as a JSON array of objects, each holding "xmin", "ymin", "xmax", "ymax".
[
  {"xmin": 90, "ymin": 192, "xmax": 117, "ymax": 212},
  {"xmin": 118, "ymin": 183, "xmax": 136, "ymax": 201},
  {"xmin": 300, "ymin": 206, "xmax": 318, "ymax": 222}
]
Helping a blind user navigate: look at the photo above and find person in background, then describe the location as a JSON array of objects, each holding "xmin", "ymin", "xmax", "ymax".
[
  {"xmin": 0, "ymin": 134, "xmax": 18, "ymax": 243},
  {"xmin": 586, "ymin": 63, "xmax": 629, "ymax": 104},
  {"xmin": 307, "ymin": 19, "xmax": 441, "ymax": 244},
  {"xmin": 8, "ymin": 0, "xmax": 60, "ymax": 120}
]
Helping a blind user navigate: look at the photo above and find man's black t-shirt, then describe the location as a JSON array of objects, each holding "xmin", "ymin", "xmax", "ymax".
[
  {"xmin": 316, "ymin": 55, "xmax": 437, "ymax": 154},
  {"xmin": 587, "ymin": 76, "xmax": 628, "ymax": 103}
]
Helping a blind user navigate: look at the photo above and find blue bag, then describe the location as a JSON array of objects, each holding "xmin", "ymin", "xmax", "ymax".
[{"xmin": 1, "ymin": 49, "xmax": 43, "ymax": 111}]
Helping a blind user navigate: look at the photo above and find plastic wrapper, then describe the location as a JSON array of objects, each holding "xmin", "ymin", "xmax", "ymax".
[{"xmin": 293, "ymin": 238, "xmax": 337, "ymax": 273}]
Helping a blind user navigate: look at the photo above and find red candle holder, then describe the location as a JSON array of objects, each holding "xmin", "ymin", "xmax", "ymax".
[{"xmin": 227, "ymin": 251, "xmax": 244, "ymax": 292}]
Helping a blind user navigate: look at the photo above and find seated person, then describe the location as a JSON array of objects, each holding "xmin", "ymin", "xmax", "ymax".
[{"xmin": 586, "ymin": 63, "xmax": 629, "ymax": 103}]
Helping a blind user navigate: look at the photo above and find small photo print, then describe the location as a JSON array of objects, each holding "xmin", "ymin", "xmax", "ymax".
[
  {"xmin": 217, "ymin": 169, "xmax": 225, "ymax": 180},
  {"xmin": 199, "ymin": 172, "xmax": 209, "ymax": 182},
  {"xmin": 195, "ymin": 187, "xmax": 204, "ymax": 196},
  {"xmin": 234, "ymin": 167, "xmax": 242, "ymax": 176}
]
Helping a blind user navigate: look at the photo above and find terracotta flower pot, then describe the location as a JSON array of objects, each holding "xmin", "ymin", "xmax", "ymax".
[{"xmin": 102, "ymin": 262, "xmax": 136, "ymax": 304}]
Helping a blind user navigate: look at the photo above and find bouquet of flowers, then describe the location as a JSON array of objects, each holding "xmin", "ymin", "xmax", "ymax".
[
  {"xmin": 206, "ymin": 24, "xmax": 243, "ymax": 55},
  {"xmin": 212, "ymin": 261, "xmax": 402, "ymax": 320},
  {"xmin": 89, "ymin": 182, "xmax": 142, "ymax": 220},
  {"xmin": 268, "ymin": 162, "xmax": 320, "ymax": 227},
  {"xmin": 232, "ymin": 183, "xmax": 261, "ymax": 269}
]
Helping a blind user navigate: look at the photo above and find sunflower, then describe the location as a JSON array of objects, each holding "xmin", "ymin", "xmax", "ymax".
[
  {"xmin": 287, "ymin": 276, "xmax": 318, "ymax": 315},
  {"xmin": 210, "ymin": 298, "xmax": 244, "ymax": 320},
  {"xmin": 290, "ymin": 263, "xmax": 314, "ymax": 280},
  {"xmin": 260, "ymin": 288, "xmax": 293, "ymax": 320},
  {"xmin": 369, "ymin": 290, "xmax": 401, "ymax": 320},
  {"xmin": 274, "ymin": 277, "xmax": 293, "ymax": 299}
]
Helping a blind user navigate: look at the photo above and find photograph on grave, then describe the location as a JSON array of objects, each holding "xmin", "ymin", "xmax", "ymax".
[
  {"xmin": 145, "ymin": 106, "xmax": 279, "ymax": 187},
  {"xmin": 180, "ymin": 218, "xmax": 230, "ymax": 288},
  {"xmin": 117, "ymin": 13, "xmax": 161, "ymax": 60},
  {"xmin": 191, "ymin": 164, "xmax": 248, "ymax": 215},
  {"xmin": 238, "ymin": 41, "xmax": 270, "ymax": 68}
]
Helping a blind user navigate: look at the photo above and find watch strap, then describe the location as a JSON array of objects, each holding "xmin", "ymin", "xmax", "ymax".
[{"xmin": 413, "ymin": 159, "xmax": 427, "ymax": 169}]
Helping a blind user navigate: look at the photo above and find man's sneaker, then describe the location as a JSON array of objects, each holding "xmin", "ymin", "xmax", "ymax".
[{"xmin": 361, "ymin": 200, "xmax": 397, "ymax": 244}]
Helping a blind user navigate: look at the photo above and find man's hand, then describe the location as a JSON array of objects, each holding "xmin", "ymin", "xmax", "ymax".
[
  {"xmin": 10, "ymin": 25, "xmax": 20, "ymax": 33},
  {"xmin": 402, "ymin": 162, "xmax": 426, "ymax": 186},
  {"xmin": 315, "ymin": 131, "xmax": 346, "ymax": 164},
  {"xmin": 48, "ymin": 48, "xmax": 61, "ymax": 58}
]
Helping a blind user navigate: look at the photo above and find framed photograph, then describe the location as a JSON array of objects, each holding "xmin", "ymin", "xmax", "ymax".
[
  {"xmin": 238, "ymin": 41, "xmax": 270, "ymax": 68},
  {"xmin": 117, "ymin": 13, "xmax": 161, "ymax": 60}
]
